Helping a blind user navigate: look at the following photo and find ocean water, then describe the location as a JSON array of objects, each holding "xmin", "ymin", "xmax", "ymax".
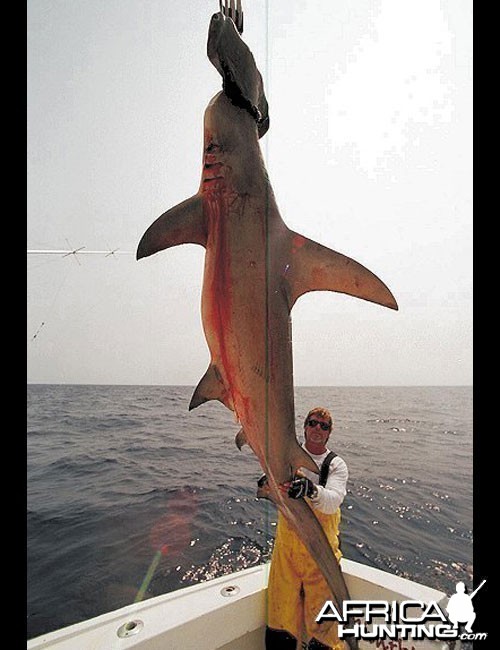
[{"xmin": 27, "ymin": 384, "xmax": 473, "ymax": 640}]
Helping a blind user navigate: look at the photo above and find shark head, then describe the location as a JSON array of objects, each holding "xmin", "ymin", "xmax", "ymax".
[{"xmin": 207, "ymin": 11, "xmax": 269, "ymax": 139}]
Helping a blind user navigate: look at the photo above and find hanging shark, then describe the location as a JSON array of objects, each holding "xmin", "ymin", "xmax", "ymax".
[{"xmin": 137, "ymin": 3, "xmax": 397, "ymax": 646}]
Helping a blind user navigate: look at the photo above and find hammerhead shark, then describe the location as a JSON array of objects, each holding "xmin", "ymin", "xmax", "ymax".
[{"xmin": 137, "ymin": 2, "xmax": 397, "ymax": 646}]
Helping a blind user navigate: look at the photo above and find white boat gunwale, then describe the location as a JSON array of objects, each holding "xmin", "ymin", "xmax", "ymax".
[{"xmin": 27, "ymin": 559, "xmax": 452, "ymax": 650}]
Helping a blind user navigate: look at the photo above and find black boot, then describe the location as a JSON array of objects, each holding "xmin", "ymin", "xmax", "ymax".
[{"xmin": 265, "ymin": 626, "xmax": 298, "ymax": 650}]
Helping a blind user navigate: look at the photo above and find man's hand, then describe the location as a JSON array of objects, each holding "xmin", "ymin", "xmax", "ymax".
[
  {"xmin": 287, "ymin": 476, "xmax": 317, "ymax": 499},
  {"xmin": 256, "ymin": 474, "xmax": 272, "ymax": 501}
]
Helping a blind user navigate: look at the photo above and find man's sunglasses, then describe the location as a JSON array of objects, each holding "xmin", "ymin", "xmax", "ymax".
[{"xmin": 307, "ymin": 419, "xmax": 330, "ymax": 431}]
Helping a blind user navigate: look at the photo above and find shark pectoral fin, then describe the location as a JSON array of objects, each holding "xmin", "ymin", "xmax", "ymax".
[
  {"xmin": 189, "ymin": 364, "xmax": 234, "ymax": 412},
  {"xmin": 287, "ymin": 231, "xmax": 398, "ymax": 311},
  {"xmin": 290, "ymin": 443, "xmax": 320, "ymax": 476},
  {"xmin": 235, "ymin": 427, "xmax": 248, "ymax": 450},
  {"xmin": 136, "ymin": 194, "xmax": 206, "ymax": 260}
]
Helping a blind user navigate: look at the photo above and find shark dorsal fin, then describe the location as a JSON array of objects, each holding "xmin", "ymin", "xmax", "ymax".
[
  {"xmin": 289, "ymin": 442, "xmax": 320, "ymax": 476},
  {"xmin": 137, "ymin": 194, "xmax": 206, "ymax": 260},
  {"xmin": 286, "ymin": 231, "xmax": 398, "ymax": 311},
  {"xmin": 235, "ymin": 427, "xmax": 249, "ymax": 450}
]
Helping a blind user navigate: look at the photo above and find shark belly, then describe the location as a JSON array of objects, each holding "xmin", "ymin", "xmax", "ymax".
[{"xmin": 201, "ymin": 188, "xmax": 297, "ymax": 482}]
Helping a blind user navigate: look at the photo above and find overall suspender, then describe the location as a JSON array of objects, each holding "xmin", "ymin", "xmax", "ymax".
[
  {"xmin": 318, "ymin": 450, "xmax": 341, "ymax": 552},
  {"xmin": 319, "ymin": 450, "xmax": 337, "ymax": 487}
]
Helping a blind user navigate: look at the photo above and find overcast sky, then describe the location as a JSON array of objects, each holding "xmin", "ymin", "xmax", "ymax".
[{"xmin": 27, "ymin": 0, "xmax": 472, "ymax": 386}]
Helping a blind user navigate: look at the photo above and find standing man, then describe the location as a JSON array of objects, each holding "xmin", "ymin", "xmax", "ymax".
[{"xmin": 265, "ymin": 407, "xmax": 348, "ymax": 650}]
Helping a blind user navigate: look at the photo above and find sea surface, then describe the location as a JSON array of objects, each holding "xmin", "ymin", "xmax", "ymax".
[{"xmin": 27, "ymin": 384, "xmax": 473, "ymax": 641}]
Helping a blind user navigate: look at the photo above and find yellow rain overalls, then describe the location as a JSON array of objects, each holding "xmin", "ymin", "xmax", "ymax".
[{"xmin": 267, "ymin": 467, "xmax": 344, "ymax": 649}]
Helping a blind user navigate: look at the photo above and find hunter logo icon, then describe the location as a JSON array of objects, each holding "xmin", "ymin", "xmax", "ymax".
[{"xmin": 446, "ymin": 579, "xmax": 486, "ymax": 633}]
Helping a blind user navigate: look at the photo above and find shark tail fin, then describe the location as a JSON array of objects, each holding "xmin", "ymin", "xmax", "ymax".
[
  {"xmin": 136, "ymin": 194, "xmax": 206, "ymax": 260},
  {"xmin": 189, "ymin": 364, "xmax": 234, "ymax": 412},
  {"xmin": 286, "ymin": 230, "xmax": 398, "ymax": 311}
]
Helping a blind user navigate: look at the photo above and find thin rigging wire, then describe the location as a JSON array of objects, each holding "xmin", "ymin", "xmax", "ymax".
[
  {"xmin": 29, "ymin": 263, "xmax": 71, "ymax": 342},
  {"xmin": 27, "ymin": 250, "xmax": 134, "ymax": 255}
]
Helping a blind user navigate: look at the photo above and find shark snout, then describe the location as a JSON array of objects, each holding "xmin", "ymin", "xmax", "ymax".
[
  {"xmin": 208, "ymin": 11, "xmax": 223, "ymax": 34},
  {"xmin": 207, "ymin": 12, "xmax": 226, "ymax": 69},
  {"xmin": 207, "ymin": 12, "xmax": 269, "ymax": 139}
]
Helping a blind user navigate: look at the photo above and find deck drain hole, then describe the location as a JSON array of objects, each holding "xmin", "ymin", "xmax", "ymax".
[
  {"xmin": 221, "ymin": 585, "xmax": 240, "ymax": 597},
  {"xmin": 117, "ymin": 619, "xmax": 144, "ymax": 638}
]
